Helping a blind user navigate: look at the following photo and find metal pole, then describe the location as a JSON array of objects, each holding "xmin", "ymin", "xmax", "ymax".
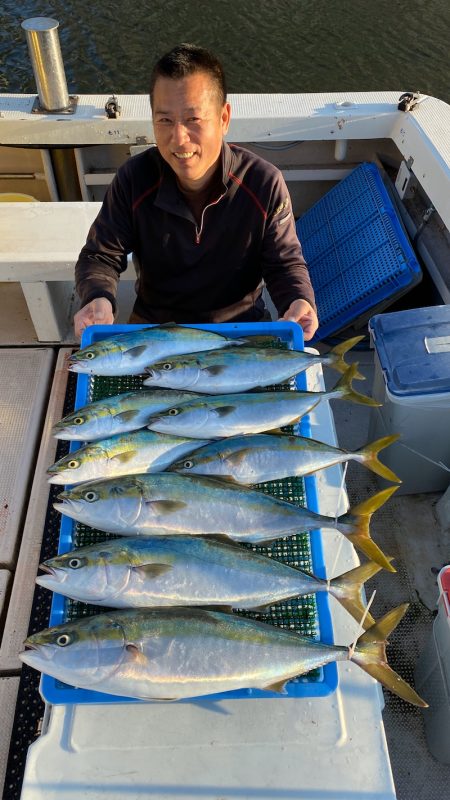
[{"xmin": 21, "ymin": 18, "xmax": 70, "ymax": 112}]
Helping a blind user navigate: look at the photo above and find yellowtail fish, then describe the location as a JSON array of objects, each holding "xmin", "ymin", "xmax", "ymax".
[
  {"xmin": 47, "ymin": 430, "xmax": 210, "ymax": 485},
  {"xmin": 169, "ymin": 433, "xmax": 401, "ymax": 484},
  {"xmin": 54, "ymin": 474, "xmax": 397, "ymax": 571},
  {"xmin": 146, "ymin": 364, "xmax": 378, "ymax": 439},
  {"xmin": 52, "ymin": 389, "xmax": 202, "ymax": 441},
  {"xmin": 20, "ymin": 605, "xmax": 427, "ymax": 705},
  {"xmin": 143, "ymin": 336, "xmax": 365, "ymax": 393},
  {"xmin": 68, "ymin": 324, "xmax": 250, "ymax": 376},
  {"xmin": 37, "ymin": 535, "xmax": 387, "ymax": 625}
]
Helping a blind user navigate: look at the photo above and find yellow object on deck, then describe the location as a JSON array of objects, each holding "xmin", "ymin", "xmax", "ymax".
[{"xmin": 0, "ymin": 193, "xmax": 38, "ymax": 201}]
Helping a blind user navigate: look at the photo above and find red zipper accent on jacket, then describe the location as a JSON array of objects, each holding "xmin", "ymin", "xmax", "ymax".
[
  {"xmin": 228, "ymin": 172, "xmax": 268, "ymax": 220},
  {"xmin": 132, "ymin": 178, "xmax": 163, "ymax": 212}
]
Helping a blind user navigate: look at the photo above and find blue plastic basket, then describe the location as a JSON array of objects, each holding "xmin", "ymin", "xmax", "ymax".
[
  {"xmin": 42, "ymin": 322, "xmax": 337, "ymax": 704},
  {"xmin": 296, "ymin": 162, "xmax": 422, "ymax": 341}
]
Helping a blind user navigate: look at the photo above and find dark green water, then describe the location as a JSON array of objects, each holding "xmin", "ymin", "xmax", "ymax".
[{"xmin": 1, "ymin": 0, "xmax": 449, "ymax": 102}]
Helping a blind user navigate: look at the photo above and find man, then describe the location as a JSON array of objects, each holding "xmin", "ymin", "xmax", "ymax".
[{"xmin": 74, "ymin": 43, "xmax": 318, "ymax": 340}]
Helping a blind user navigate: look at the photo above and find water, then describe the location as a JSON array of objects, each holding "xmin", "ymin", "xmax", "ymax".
[{"xmin": 0, "ymin": 0, "xmax": 449, "ymax": 102}]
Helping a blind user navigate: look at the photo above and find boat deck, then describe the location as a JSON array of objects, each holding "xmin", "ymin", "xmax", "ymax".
[{"xmin": 0, "ymin": 330, "xmax": 449, "ymax": 798}]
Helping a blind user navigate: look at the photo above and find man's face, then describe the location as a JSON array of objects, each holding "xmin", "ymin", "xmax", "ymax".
[{"xmin": 152, "ymin": 71, "xmax": 231, "ymax": 191}]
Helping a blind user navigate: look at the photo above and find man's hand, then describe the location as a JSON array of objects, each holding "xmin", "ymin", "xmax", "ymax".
[
  {"xmin": 74, "ymin": 298, "xmax": 115, "ymax": 340},
  {"xmin": 278, "ymin": 299, "xmax": 319, "ymax": 341}
]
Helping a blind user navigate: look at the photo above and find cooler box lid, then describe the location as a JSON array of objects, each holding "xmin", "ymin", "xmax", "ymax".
[{"xmin": 369, "ymin": 306, "xmax": 450, "ymax": 396}]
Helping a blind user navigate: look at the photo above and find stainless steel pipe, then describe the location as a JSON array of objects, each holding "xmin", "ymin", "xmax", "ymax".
[{"xmin": 21, "ymin": 18, "xmax": 70, "ymax": 111}]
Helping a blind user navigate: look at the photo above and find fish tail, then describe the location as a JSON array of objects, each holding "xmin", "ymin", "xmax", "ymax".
[
  {"xmin": 329, "ymin": 559, "xmax": 391, "ymax": 628},
  {"xmin": 337, "ymin": 487, "xmax": 398, "ymax": 572},
  {"xmin": 331, "ymin": 364, "xmax": 380, "ymax": 407},
  {"xmin": 326, "ymin": 336, "xmax": 365, "ymax": 378},
  {"xmin": 351, "ymin": 604, "xmax": 428, "ymax": 707},
  {"xmin": 356, "ymin": 435, "xmax": 402, "ymax": 483}
]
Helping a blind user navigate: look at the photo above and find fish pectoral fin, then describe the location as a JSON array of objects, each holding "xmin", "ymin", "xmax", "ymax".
[
  {"xmin": 125, "ymin": 345, "xmax": 149, "ymax": 359},
  {"xmin": 125, "ymin": 643, "xmax": 148, "ymax": 666},
  {"xmin": 204, "ymin": 365, "xmax": 227, "ymax": 376},
  {"xmin": 147, "ymin": 500, "xmax": 187, "ymax": 513},
  {"xmin": 111, "ymin": 450, "xmax": 138, "ymax": 464},
  {"xmin": 215, "ymin": 406, "xmax": 236, "ymax": 417},
  {"xmin": 115, "ymin": 410, "xmax": 140, "ymax": 422},
  {"xmin": 133, "ymin": 563, "xmax": 173, "ymax": 578},
  {"xmin": 264, "ymin": 679, "xmax": 288, "ymax": 694},
  {"xmin": 227, "ymin": 449, "xmax": 253, "ymax": 466}
]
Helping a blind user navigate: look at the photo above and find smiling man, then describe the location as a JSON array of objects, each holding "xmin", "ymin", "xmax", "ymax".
[{"xmin": 74, "ymin": 44, "xmax": 318, "ymax": 340}]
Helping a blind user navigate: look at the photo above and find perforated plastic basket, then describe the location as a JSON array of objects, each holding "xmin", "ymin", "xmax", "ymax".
[
  {"xmin": 41, "ymin": 322, "xmax": 337, "ymax": 704},
  {"xmin": 296, "ymin": 162, "xmax": 422, "ymax": 341}
]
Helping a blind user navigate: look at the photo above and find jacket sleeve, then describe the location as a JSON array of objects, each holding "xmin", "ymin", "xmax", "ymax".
[
  {"xmin": 260, "ymin": 172, "xmax": 316, "ymax": 317},
  {"xmin": 75, "ymin": 166, "xmax": 135, "ymax": 312}
]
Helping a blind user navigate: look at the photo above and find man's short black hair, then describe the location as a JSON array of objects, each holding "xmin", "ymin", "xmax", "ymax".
[{"xmin": 150, "ymin": 43, "xmax": 227, "ymax": 108}]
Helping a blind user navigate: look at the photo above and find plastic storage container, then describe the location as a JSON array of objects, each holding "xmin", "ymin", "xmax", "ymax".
[
  {"xmin": 42, "ymin": 322, "xmax": 337, "ymax": 705},
  {"xmin": 295, "ymin": 162, "xmax": 421, "ymax": 342},
  {"xmin": 414, "ymin": 565, "xmax": 450, "ymax": 764},
  {"xmin": 368, "ymin": 306, "xmax": 450, "ymax": 495}
]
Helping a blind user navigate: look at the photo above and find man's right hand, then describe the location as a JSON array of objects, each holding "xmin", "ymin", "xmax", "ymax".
[{"xmin": 74, "ymin": 298, "xmax": 115, "ymax": 340}]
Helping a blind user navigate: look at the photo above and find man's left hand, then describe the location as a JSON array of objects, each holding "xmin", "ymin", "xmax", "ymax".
[{"xmin": 279, "ymin": 299, "xmax": 318, "ymax": 341}]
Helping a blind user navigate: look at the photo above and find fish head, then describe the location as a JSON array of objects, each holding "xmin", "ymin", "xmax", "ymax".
[
  {"xmin": 68, "ymin": 340, "xmax": 125, "ymax": 375},
  {"xmin": 146, "ymin": 402, "xmax": 212, "ymax": 437},
  {"xmin": 53, "ymin": 476, "xmax": 145, "ymax": 533},
  {"xmin": 169, "ymin": 437, "xmax": 253, "ymax": 481},
  {"xmin": 52, "ymin": 404, "xmax": 114, "ymax": 441},
  {"xmin": 47, "ymin": 444, "xmax": 105, "ymax": 484},
  {"xmin": 168, "ymin": 443, "xmax": 228, "ymax": 478},
  {"xmin": 20, "ymin": 613, "xmax": 127, "ymax": 687},
  {"xmin": 36, "ymin": 541, "xmax": 133, "ymax": 602},
  {"xmin": 144, "ymin": 356, "xmax": 203, "ymax": 389}
]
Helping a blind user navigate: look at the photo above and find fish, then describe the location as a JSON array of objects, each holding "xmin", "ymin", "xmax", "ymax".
[
  {"xmin": 169, "ymin": 432, "xmax": 402, "ymax": 484},
  {"xmin": 54, "ymin": 473, "xmax": 397, "ymax": 571},
  {"xmin": 68, "ymin": 324, "xmax": 250, "ymax": 376},
  {"xmin": 145, "ymin": 364, "xmax": 379, "ymax": 439},
  {"xmin": 52, "ymin": 389, "xmax": 203, "ymax": 441},
  {"xmin": 19, "ymin": 605, "xmax": 427, "ymax": 705},
  {"xmin": 47, "ymin": 430, "xmax": 211, "ymax": 485},
  {"xmin": 36, "ymin": 534, "xmax": 387, "ymax": 625},
  {"xmin": 143, "ymin": 336, "xmax": 366, "ymax": 393}
]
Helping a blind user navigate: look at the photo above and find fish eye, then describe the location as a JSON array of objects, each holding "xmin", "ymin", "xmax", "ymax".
[
  {"xmin": 68, "ymin": 558, "xmax": 82, "ymax": 569},
  {"xmin": 183, "ymin": 460, "xmax": 194, "ymax": 469},
  {"xmin": 163, "ymin": 363, "xmax": 172, "ymax": 371},
  {"xmin": 67, "ymin": 460, "xmax": 79, "ymax": 469},
  {"xmin": 84, "ymin": 490, "xmax": 98, "ymax": 502},
  {"xmin": 56, "ymin": 633, "xmax": 71, "ymax": 647},
  {"xmin": 73, "ymin": 417, "xmax": 84, "ymax": 426},
  {"xmin": 85, "ymin": 352, "xmax": 95, "ymax": 360},
  {"xmin": 168, "ymin": 408, "xmax": 179, "ymax": 416}
]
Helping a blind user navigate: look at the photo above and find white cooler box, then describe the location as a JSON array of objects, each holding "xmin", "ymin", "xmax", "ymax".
[
  {"xmin": 368, "ymin": 306, "xmax": 450, "ymax": 495},
  {"xmin": 414, "ymin": 565, "xmax": 450, "ymax": 764}
]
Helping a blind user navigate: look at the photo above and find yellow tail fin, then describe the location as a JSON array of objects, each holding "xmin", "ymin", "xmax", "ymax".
[
  {"xmin": 330, "ymin": 364, "xmax": 380, "ymax": 407},
  {"xmin": 351, "ymin": 604, "xmax": 428, "ymax": 707},
  {"xmin": 329, "ymin": 559, "xmax": 393, "ymax": 628},
  {"xmin": 337, "ymin": 487, "xmax": 399, "ymax": 572},
  {"xmin": 357, "ymin": 435, "xmax": 402, "ymax": 483},
  {"xmin": 327, "ymin": 336, "xmax": 366, "ymax": 379}
]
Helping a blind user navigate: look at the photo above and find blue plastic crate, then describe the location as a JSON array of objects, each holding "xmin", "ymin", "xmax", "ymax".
[
  {"xmin": 296, "ymin": 162, "xmax": 422, "ymax": 341},
  {"xmin": 42, "ymin": 322, "xmax": 337, "ymax": 704}
]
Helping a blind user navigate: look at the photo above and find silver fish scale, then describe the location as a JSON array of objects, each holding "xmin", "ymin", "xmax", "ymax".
[{"xmin": 61, "ymin": 340, "xmax": 322, "ymax": 684}]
